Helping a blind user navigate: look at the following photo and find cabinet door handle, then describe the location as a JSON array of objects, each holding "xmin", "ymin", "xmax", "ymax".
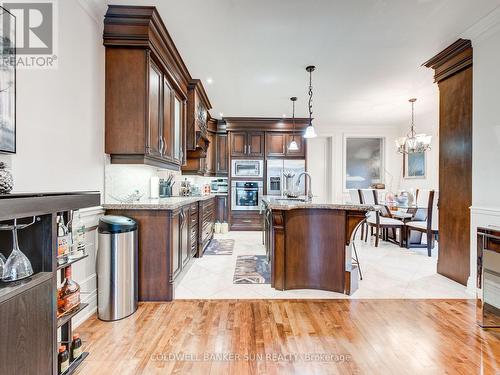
[
  {"xmin": 248, "ymin": 145, "xmax": 251, "ymax": 154},
  {"xmin": 244, "ymin": 145, "xmax": 247, "ymax": 154},
  {"xmin": 159, "ymin": 137, "xmax": 164, "ymax": 154},
  {"xmin": 162, "ymin": 136, "xmax": 166, "ymax": 154}
]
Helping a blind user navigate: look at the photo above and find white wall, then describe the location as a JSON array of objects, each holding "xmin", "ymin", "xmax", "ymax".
[
  {"xmin": 0, "ymin": 0, "xmax": 105, "ymax": 195},
  {"xmin": 464, "ymin": 8, "xmax": 500, "ymax": 294},
  {"xmin": 306, "ymin": 137, "xmax": 331, "ymax": 201},
  {"xmin": 0, "ymin": 0, "xmax": 106, "ymax": 325},
  {"xmin": 309, "ymin": 126, "xmax": 403, "ymax": 203}
]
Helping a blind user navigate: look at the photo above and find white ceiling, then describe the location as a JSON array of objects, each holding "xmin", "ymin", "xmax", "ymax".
[{"xmin": 105, "ymin": 0, "xmax": 500, "ymax": 131}]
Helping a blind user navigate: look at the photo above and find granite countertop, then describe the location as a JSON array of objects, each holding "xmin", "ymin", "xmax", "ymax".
[
  {"xmin": 261, "ymin": 196, "xmax": 374, "ymax": 211},
  {"xmin": 102, "ymin": 195, "xmax": 216, "ymax": 210}
]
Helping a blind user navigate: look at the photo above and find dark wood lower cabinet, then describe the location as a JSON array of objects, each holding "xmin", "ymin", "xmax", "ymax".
[
  {"xmin": 230, "ymin": 211, "xmax": 263, "ymax": 231},
  {"xmin": 0, "ymin": 279, "xmax": 54, "ymax": 375},
  {"xmin": 107, "ymin": 197, "xmax": 215, "ymax": 301},
  {"xmin": 198, "ymin": 197, "xmax": 216, "ymax": 257},
  {"xmin": 215, "ymin": 195, "xmax": 228, "ymax": 223}
]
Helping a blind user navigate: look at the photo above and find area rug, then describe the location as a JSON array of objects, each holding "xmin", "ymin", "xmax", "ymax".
[
  {"xmin": 233, "ymin": 255, "xmax": 271, "ymax": 284},
  {"xmin": 204, "ymin": 239, "xmax": 234, "ymax": 255}
]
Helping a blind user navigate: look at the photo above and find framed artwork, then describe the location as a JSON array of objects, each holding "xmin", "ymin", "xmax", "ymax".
[
  {"xmin": 344, "ymin": 136, "xmax": 385, "ymax": 189},
  {"xmin": 404, "ymin": 151, "xmax": 426, "ymax": 179},
  {"xmin": 0, "ymin": 7, "xmax": 16, "ymax": 154}
]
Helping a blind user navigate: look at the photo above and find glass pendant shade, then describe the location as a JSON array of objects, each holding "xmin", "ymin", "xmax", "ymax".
[
  {"xmin": 304, "ymin": 124, "xmax": 317, "ymax": 138},
  {"xmin": 304, "ymin": 65, "xmax": 318, "ymax": 139},
  {"xmin": 288, "ymin": 96, "xmax": 301, "ymax": 149},
  {"xmin": 288, "ymin": 139, "xmax": 299, "ymax": 150},
  {"xmin": 397, "ymin": 98, "xmax": 431, "ymax": 154}
]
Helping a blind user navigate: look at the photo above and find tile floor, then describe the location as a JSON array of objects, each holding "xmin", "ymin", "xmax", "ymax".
[{"xmin": 175, "ymin": 231, "xmax": 471, "ymax": 299}]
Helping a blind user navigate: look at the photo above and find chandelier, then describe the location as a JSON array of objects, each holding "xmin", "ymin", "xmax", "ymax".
[
  {"xmin": 303, "ymin": 65, "xmax": 317, "ymax": 139},
  {"xmin": 395, "ymin": 98, "xmax": 431, "ymax": 154},
  {"xmin": 288, "ymin": 97, "xmax": 299, "ymax": 151}
]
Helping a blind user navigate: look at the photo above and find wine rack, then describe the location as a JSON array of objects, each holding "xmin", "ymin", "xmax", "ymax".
[{"xmin": 0, "ymin": 192, "xmax": 100, "ymax": 375}]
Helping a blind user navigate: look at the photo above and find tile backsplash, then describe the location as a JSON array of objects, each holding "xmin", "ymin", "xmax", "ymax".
[{"xmin": 104, "ymin": 160, "xmax": 214, "ymax": 202}]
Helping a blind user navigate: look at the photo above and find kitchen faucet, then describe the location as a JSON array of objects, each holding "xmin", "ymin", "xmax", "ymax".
[{"xmin": 296, "ymin": 172, "xmax": 313, "ymax": 202}]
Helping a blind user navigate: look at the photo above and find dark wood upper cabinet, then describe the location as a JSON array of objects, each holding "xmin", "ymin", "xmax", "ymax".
[
  {"xmin": 216, "ymin": 134, "xmax": 228, "ymax": 175},
  {"xmin": 231, "ymin": 132, "xmax": 247, "ymax": 157},
  {"xmin": 285, "ymin": 134, "xmax": 305, "ymax": 157},
  {"xmin": 424, "ymin": 39, "xmax": 472, "ymax": 286},
  {"xmin": 104, "ymin": 6, "xmax": 201, "ymax": 170},
  {"xmin": 266, "ymin": 133, "xmax": 305, "ymax": 158},
  {"xmin": 148, "ymin": 60, "xmax": 162, "ymax": 158},
  {"xmin": 266, "ymin": 133, "xmax": 286, "ymax": 157},
  {"xmin": 162, "ymin": 76, "xmax": 173, "ymax": 160},
  {"xmin": 230, "ymin": 131, "xmax": 264, "ymax": 157},
  {"xmin": 205, "ymin": 131, "xmax": 217, "ymax": 176},
  {"xmin": 248, "ymin": 132, "xmax": 265, "ymax": 157}
]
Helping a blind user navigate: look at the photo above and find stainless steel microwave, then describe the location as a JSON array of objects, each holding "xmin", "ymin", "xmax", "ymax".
[{"xmin": 231, "ymin": 159, "xmax": 264, "ymax": 178}]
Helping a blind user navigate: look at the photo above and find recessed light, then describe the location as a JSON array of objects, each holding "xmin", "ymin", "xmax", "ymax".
[
  {"xmin": 282, "ymin": 114, "xmax": 286, "ymax": 118},
  {"xmin": 219, "ymin": 112, "xmax": 224, "ymax": 117},
  {"xmin": 206, "ymin": 77, "xmax": 213, "ymax": 84}
]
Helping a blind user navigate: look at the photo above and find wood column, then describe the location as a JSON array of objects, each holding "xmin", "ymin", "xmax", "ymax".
[{"xmin": 424, "ymin": 39, "xmax": 473, "ymax": 285}]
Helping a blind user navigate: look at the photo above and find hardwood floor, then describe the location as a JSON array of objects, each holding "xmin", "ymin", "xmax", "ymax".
[{"xmin": 75, "ymin": 300, "xmax": 500, "ymax": 375}]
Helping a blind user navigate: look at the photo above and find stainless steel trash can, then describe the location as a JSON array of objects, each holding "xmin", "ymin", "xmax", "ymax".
[{"xmin": 97, "ymin": 215, "xmax": 138, "ymax": 321}]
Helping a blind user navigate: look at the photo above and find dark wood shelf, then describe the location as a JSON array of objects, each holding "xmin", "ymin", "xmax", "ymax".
[
  {"xmin": 57, "ymin": 254, "xmax": 89, "ymax": 270},
  {"xmin": 0, "ymin": 191, "xmax": 100, "ymax": 221},
  {"xmin": 64, "ymin": 351, "xmax": 89, "ymax": 375},
  {"xmin": 0, "ymin": 272, "xmax": 52, "ymax": 304},
  {"xmin": 57, "ymin": 303, "xmax": 88, "ymax": 328}
]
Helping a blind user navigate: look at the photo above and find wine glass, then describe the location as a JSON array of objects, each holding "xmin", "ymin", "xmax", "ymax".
[
  {"xmin": 2, "ymin": 219, "xmax": 34, "ymax": 282},
  {"xmin": 0, "ymin": 252, "xmax": 6, "ymax": 278}
]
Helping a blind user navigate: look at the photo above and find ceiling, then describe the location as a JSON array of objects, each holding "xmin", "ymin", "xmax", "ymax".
[{"xmin": 105, "ymin": 0, "xmax": 500, "ymax": 131}]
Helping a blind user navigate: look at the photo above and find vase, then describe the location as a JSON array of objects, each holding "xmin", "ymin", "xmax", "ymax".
[{"xmin": 0, "ymin": 162, "xmax": 13, "ymax": 194}]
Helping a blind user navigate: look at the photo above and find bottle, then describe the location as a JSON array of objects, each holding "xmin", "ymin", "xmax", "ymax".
[
  {"xmin": 57, "ymin": 266, "xmax": 81, "ymax": 317},
  {"xmin": 70, "ymin": 333, "xmax": 83, "ymax": 361},
  {"xmin": 69, "ymin": 211, "xmax": 86, "ymax": 259},
  {"xmin": 58, "ymin": 345, "xmax": 69, "ymax": 374},
  {"xmin": 57, "ymin": 215, "xmax": 69, "ymax": 264}
]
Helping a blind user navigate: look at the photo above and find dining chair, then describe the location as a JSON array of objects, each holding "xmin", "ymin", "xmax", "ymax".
[
  {"xmin": 366, "ymin": 205, "xmax": 405, "ymax": 247},
  {"xmin": 360, "ymin": 189, "xmax": 377, "ymax": 241},
  {"xmin": 405, "ymin": 190, "xmax": 438, "ymax": 256},
  {"xmin": 360, "ymin": 189, "xmax": 404, "ymax": 247}
]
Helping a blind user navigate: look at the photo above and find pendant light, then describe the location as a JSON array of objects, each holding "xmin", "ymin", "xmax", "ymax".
[
  {"xmin": 288, "ymin": 97, "xmax": 299, "ymax": 151},
  {"xmin": 395, "ymin": 98, "xmax": 431, "ymax": 154},
  {"xmin": 303, "ymin": 65, "xmax": 317, "ymax": 139}
]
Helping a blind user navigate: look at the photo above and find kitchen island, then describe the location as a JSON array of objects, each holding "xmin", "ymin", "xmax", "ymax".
[
  {"xmin": 103, "ymin": 195, "xmax": 216, "ymax": 301},
  {"xmin": 262, "ymin": 196, "xmax": 373, "ymax": 295}
]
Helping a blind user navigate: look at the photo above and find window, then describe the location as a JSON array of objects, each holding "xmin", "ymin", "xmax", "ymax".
[{"xmin": 344, "ymin": 137, "xmax": 384, "ymax": 189}]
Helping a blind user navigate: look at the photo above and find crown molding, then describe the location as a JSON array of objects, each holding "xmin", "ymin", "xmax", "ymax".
[
  {"xmin": 461, "ymin": 5, "xmax": 500, "ymax": 43},
  {"xmin": 78, "ymin": 0, "xmax": 106, "ymax": 26}
]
